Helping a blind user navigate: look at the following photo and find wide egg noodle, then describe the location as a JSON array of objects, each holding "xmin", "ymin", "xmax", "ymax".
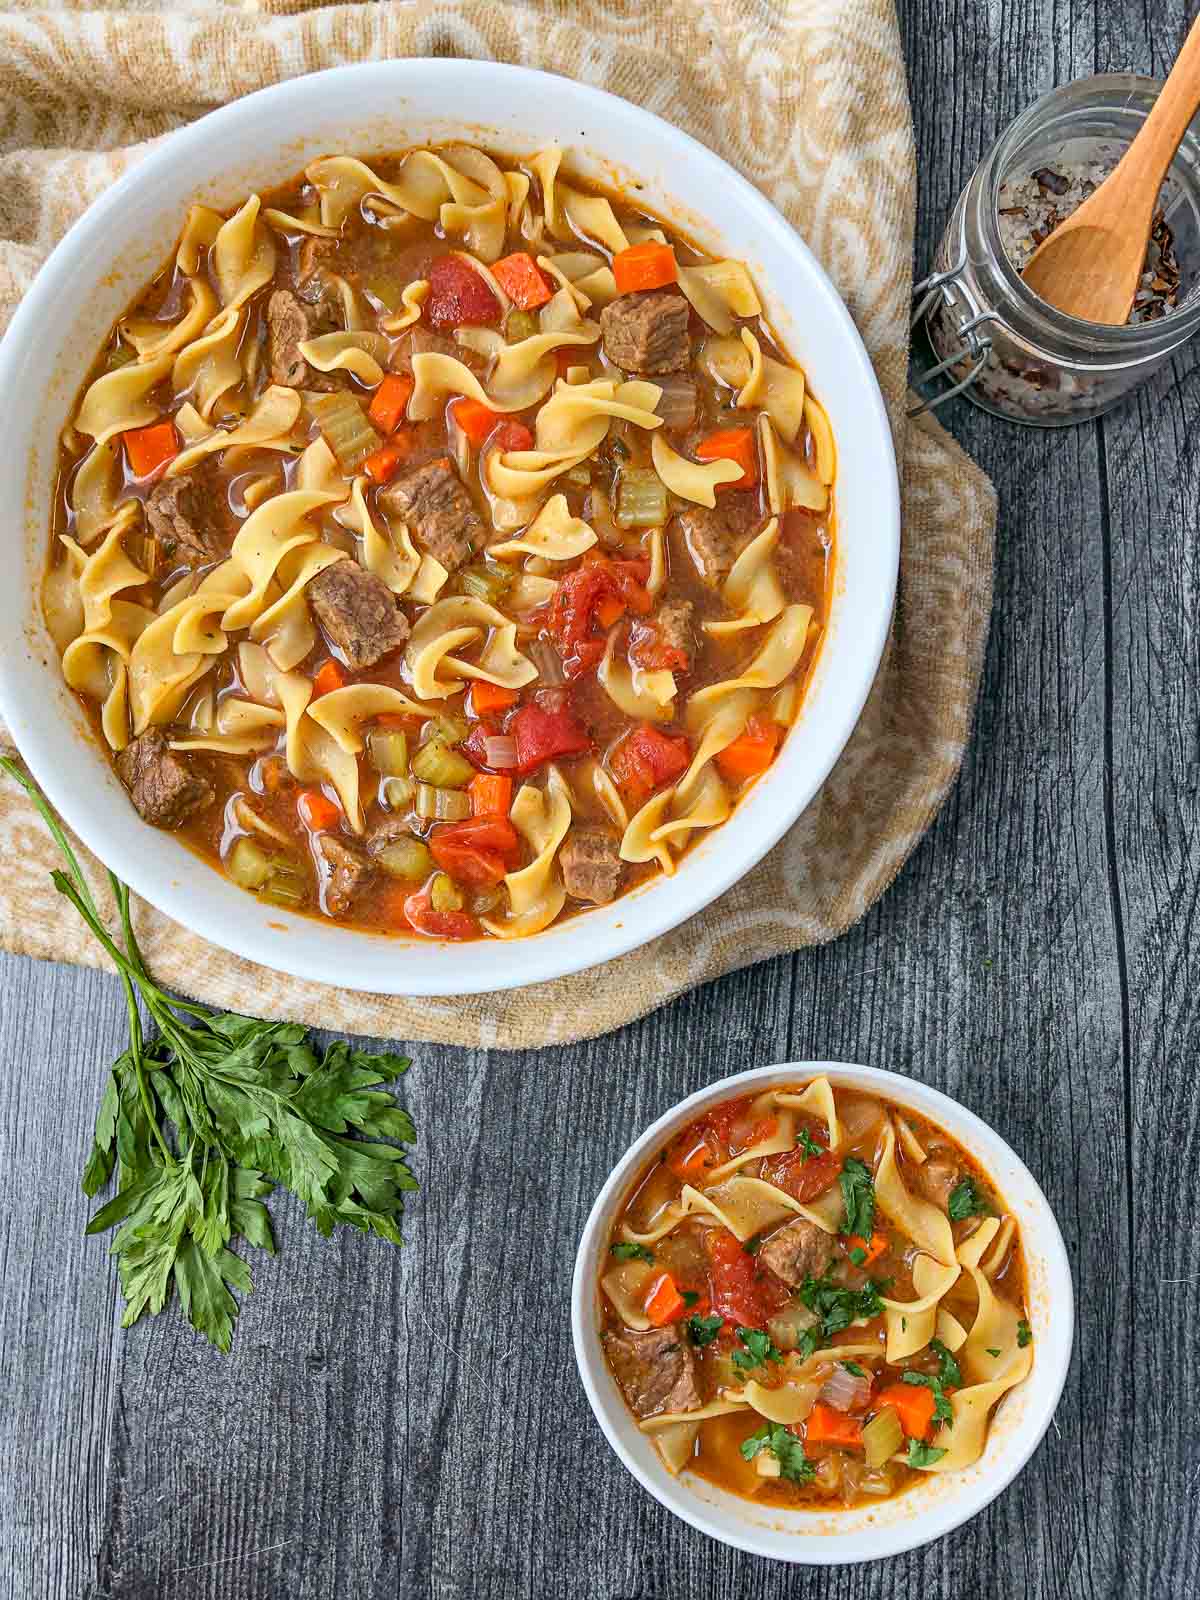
[
  {"xmin": 650, "ymin": 431, "xmax": 742, "ymax": 507},
  {"xmin": 874, "ymin": 1120, "xmax": 957, "ymax": 1265},
  {"xmin": 482, "ymin": 766, "xmax": 572, "ymax": 939},
  {"xmin": 306, "ymin": 149, "xmax": 506, "ymax": 260},
  {"xmin": 306, "ymin": 684, "xmax": 429, "ymax": 754},
  {"xmin": 340, "ymin": 474, "xmax": 420, "ymax": 594},
  {"xmin": 295, "ymin": 435, "xmax": 347, "ymax": 497},
  {"xmin": 704, "ymin": 1109, "xmax": 796, "ymax": 1183},
  {"xmin": 676, "ymin": 260, "xmax": 763, "ymax": 336},
  {"xmin": 270, "ymin": 663, "xmax": 363, "ymax": 832},
  {"xmin": 380, "ymin": 280, "xmax": 430, "ymax": 334},
  {"xmin": 68, "ymin": 438, "xmax": 125, "ymax": 547},
  {"xmin": 488, "ymin": 494, "xmax": 597, "ymax": 562},
  {"xmin": 172, "ymin": 305, "xmax": 246, "ymax": 420},
  {"xmin": 74, "ymin": 352, "xmax": 174, "ymax": 445},
  {"xmin": 648, "ymin": 765, "xmax": 732, "ymax": 854},
  {"xmin": 881, "ymin": 1253, "xmax": 962, "ymax": 1362},
  {"xmin": 936, "ymin": 1306, "xmax": 969, "ymax": 1352},
  {"xmin": 408, "ymin": 351, "xmax": 529, "ymax": 421},
  {"xmin": 44, "ymin": 537, "xmax": 89, "ymax": 653},
  {"xmin": 703, "ymin": 518, "xmax": 787, "ymax": 641},
  {"xmin": 904, "ymin": 1344, "xmax": 1034, "ymax": 1475},
  {"xmin": 619, "ymin": 788, "xmax": 674, "ymax": 874},
  {"xmin": 535, "ymin": 377, "xmax": 662, "ymax": 453},
  {"xmin": 759, "ymin": 413, "xmax": 828, "ymax": 515},
  {"xmin": 600, "ymin": 1257, "xmax": 657, "ymax": 1329},
  {"xmin": 598, "ymin": 633, "xmax": 676, "ymax": 723},
  {"xmin": 211, "ymin": 194, "xmax": 276, "ymax": 311},
  {"xmin": 75, "ymin": 506, "xmax": 147, "ymax": 634},
  {"xmin": 249, "ymin": 542, "xmax": 347, "ymax": 672},
  {"xmin": 638, "ymin": 1398, "xmax": 749, "ymax": 1435},
  {"xmin": 677, "ymin": 1175, "xmax": 836, "ymax": 1242},
  {"xmin": 530, "ymin": 144, "xmax": 630, "ymax": 256},
  {"xmin": 167, "ymin": 385, "xmax": 302, "ymax": 478},
  {"xmin": 804, "ymin": 394, "xmax": 837, "ymax": 486},
  {"xmin": 736, "ymin": 329, "xmax": 807, "ymax": 443},
  {"xmin": 170, "ymin": 696, "xmax": 285, "ymax": 756},
  {"xmin": 456, "ymin": 322, "xmax": 601, "ymax": 411},
  {"xmin": 651, "ymin": 1421, "xmax": 701, "ymax": 1476},
  {"xmin": 122, "ymin": 276, "xmax": 217, "ymax": 363},
  {"xmin": 176, "ymin": 203, "xmax": 223, "ymax": 276},
  {"xmin": 405, "ymin": 596, "xmax": 537, "ymax": 700},
  {"xmin": 773, "ymin": 1074, "xmax": 843, "ymax": 1150},
  {"xmin": 296, "ymin": 330, "xmax": 389, "ymax": 387},
  {"xmin": 219, "ymin": 488, "xmax": 343, "ymax": 632},
  {"xmin": 723, "ymin": 1345, "xmax": 883, "ymax": 1426}
]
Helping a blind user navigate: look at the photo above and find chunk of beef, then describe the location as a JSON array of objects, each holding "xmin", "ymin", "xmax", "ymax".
[
  {"xmin": 144, "ymin": 470, "xmax": 228, "ymax": 566},
  {"xmin": 366, "ymin": 818, "xmax": 414, "ymax": 858},
  {"xmin": 675, "ymin": 490, "xmax": 762, "ymax": 588},
  {"xmin": 756, "ymin": 1217, "xmax": 836, "ymax": 1288},
  {"xmin": 603, "ymin": 1326, "xmax": 701, "ymax": 1420},
  {"xmin": 313, "ymin": 833, "xmax": 374, "ymax": 918},
  {"xmin": 267, "ymin": 287, "xmax": 340, "ymax": 390},
  {"xmin": 632, "ymin": 598, "xmax": 695, "ymax": 674},
  {"xmin": 377, "ymin": 459, "xmax": 481, "ymax": 573},
  {"xmin": 600, "ymin": 290, "xmax": 691, "ymax": 374},
  {"xmin": 560, "ymin": 826, "xmax": 623, "ymax": 905},
  {"xmin": 307, "ymin": 559, "xmax": 411, "ymax": 671},
  {"xmin": 918, "ymin": 1153, "xmax": 961, "ymax": 1212},
  {"xmin": 116, "ymin": 729, "xmax": 212, "ymax": 830},
  {"xmin": 297, "ymin": 233, "xmax": 337, "ymax": 287}
]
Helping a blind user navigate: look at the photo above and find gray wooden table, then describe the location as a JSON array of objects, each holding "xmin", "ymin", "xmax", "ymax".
[{"xmin": 4, "ymin": 4, "xmax": 1199, "ymax": 1597}]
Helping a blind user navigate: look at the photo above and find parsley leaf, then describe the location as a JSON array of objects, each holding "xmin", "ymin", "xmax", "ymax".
[
  {"xmin": 1017, "ymin": 1319, "xmax": 1033, "ymax": 1348},
  {"xmin": 740, "ymin": 1424, "xmax": 816, "ymax": 1484},
  {"xmin": 841, "ymin": 1360, "xmax": 868, "ymax": 1377},
  {"xmin": 687, "ymin": 1313, "xmax": 724, "ymax": 1347},
  {"xmin": 838, "ymin": 1156, "xmax": 876, "ymax": 1238},
  {"xmin": 986, "ymin": 1347, "xmax": 1001, "ymax": 1358},
  {"xmin": 732, "ymin": 1326, "xmax": 783, "ymax": 1371},
  {"xmin": 947, "ymin": 1177, "xmax": 991, "ymax": 1221},
  {"xmin": 744, "ymin": 1235, "xmax": 763, "ymax": 1256},
  {"xmin": 906, "ymin": 1438, "xmax": 948, "ymax": 1468},
  {"xmin": 848, "ymin": 1246, "xmax": 867, "ymax": 1266},
  {"xmin": 902, "ymin": 1369, "xmax": 954, "ymax": 1427},
  {"xmin": 6, "ymin": 758, "xmax": 419, "ymax": 1353},
  {"xmin": 681, "ymin": 1289, "xmax": 700, "ymax": 1307},
  {"xmin": 795, "ymin": 1266, "xmax": 889, "ymax": 1358},
  {"xmin": 929, "ymin": 1337, "xmax": 962, "ymax": 1387},
  {"xmin": 610, "ymin": 1241, "xmax": 653, "ymax": 1263},
  {"xmin": 796, "ymin": 1128, "xmax": 825, "ymax": 1161}
]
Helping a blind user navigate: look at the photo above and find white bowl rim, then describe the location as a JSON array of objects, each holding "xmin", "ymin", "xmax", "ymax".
[
  {"xmin": 0, "ymin": 61, "xmax": 900, "ymax": 996},
  {"xmin": 570, "ymin": 1060, "xmax": 1075, "ymax": 1563}
]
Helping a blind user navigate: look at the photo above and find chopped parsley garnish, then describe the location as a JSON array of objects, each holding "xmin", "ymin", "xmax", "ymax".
[
  {"xmin": 902, "ymin": 1370, "xmax": 954, "ymax": 1427},
  {"xmin": 681, "ymin": 1289, "xmax": 700, "ymax": 1307},
  {"xmin": 796, "ymin": 1128, "xmax": 826, "ymax": 1161},
  {"xmin": 947, "ymin": 1177, "xmax": 991, "ymax": 1221},
  {"xmin": 610, "ymin": 1241, "xmax": 653, "ymax": 1263},
  {"xmin": 838, "ymin": 1155, "xmax": 876, "ymax": 1238},
  {"xmin": 732, "ymin": 1326, "xmax": 783, "ymax": 1371},
  {"xmin": 743, "ymin": 1235, "xmax": 763, "ymax": 1256},
  {"xmin": 906, "ymin": 1438, "xmax": 948, "ymax": 1468},
  {"xmin": 686, "ymin": 1313, "xmax": 724, "ymax": 1348},
  {"xmin": 848, "ymin": 1246, "xmax": 867, "ymax": 1266},
  {"xmin": 740, "ymin": 1423, "xmax": 816, "ymax": 1484},
  {"xmin": 986, "ymin": 1347, "xmax": 1001, "ymax": 1358},
  {"xmin": 929, "ymin": 1337, "xmax": 962, "ymax": 1387},
  {"xmin": 794, "ymin": 1267, "xmax": 890, "ymax": 1360},
  {"xmin": 841, "ymin": 1360, "xmax": 868, "ymax": 1377},
  {"xmin": 1017, "ymin": 1318, "xmax": 1033, "ymax": 1348}
]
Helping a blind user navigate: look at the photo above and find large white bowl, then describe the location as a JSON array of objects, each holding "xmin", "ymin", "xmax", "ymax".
[
  {"xmin": 0, "ymin": 62, "xmax": 899, "ymax": 996},
  {"xmin": 571, "ymin": 1061, "xmax": 1074, "ymax": 1563}
]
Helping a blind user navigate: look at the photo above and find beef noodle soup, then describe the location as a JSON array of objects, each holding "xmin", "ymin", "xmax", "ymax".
[
  {"xmin": 598, "ymin": 1077, "xmax": 1033, "ymax": 1508},
  {"xmin": 45, "ymin": 143, "xmax": 835, "ymax": 941}
]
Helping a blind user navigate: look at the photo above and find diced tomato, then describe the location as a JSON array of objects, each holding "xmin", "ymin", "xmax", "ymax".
[
  {"xmin": 491, "ymin": 251, "xmax": 554, "ymax": 310},
  {"xmin": 429, "ymin": 815, "xmax": 519, "ymax": 858},
  {"xmin": 548, "ymin": 557, "xmax": 651, "ymax": 678},
  {"xmin": 609, "ymin": 724, "xmax": 691, "ymax": 809},
  {"xmin": 402, "ymin": 886, "xmax": 478, "ymax": 940},
  {"xmin": 425, "ymin": 254, "xmax": 502, "ymax": 331},
  {"xmin": 509, "ymin": 694, "xmax": 591, "ymax": 774},
  {"xmin": 762, "ymin": 1143, "xmax": 843, "ymax": 1203},
  {"xmin": 492, "ymin": 419, "xmax": 535, "ymax": 453},
  {"xmin": 704, "ymin": 1229, "xmax": 791, "ymax": 1331},
  {"xmin": 628, "ymin": 617, "xmax": 689, "ymax": 674},
  {"xmin": 428, "ymin": 837, "xmax": 507, "ymax": 888}
]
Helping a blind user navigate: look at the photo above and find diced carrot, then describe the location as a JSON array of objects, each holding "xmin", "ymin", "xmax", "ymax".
[
  {"xmin": 363, "ymin": 432, "xmax": 414, "ymax": 485},
  {"xmin": 612, "ymin": 241, "xmax": 678, "ymax": 294},
  {"xmin": 805, "ymin": 1402, "xmax": 864, "ymax": 1449},
  {"xmin": 368, "ymin": 373, "xmax": 414, "ymax": 435},
  {"xmin": 469, "ymin": 680, "xmax": 519, "ymax": 716},
  {"xmin": 644, "ymin": 1272, "xmax": 688, "ymax": 1327},
  {"xmin": 312, "ymin": 660, "xmax": 347, "ymax": 698},
  {"xmin": 695, "ymin": 426, "xmax": 758, "ymax": 490},
  {"xmin": 451, "ymin": 396, "xmax": 504, "ymax": 448},
  {"xmin": 376, "ymin": 713, "xmax": 417, "ymax": 730},
  {"xmin": 491, "ymin": 251, "xmax": 554, "ymax": 310},
  {"xmin": 874, "ymin": 1383, "xmax": 937, "ymax": 1442},
  {"xmin": 296, "ymin": 789, "xmax": 340, "ymax": 832},
  {"xmin": 848, "ymin": 1231, "xmax": 888, "ymax": 1266},
  {"xmin": 469, "ymin": 773, "xmax": 513, "ymax": 818},
  {"xmin": 595, "ymin": 594, "xmax": 626, "ymax": 629},
  {"xmin": 122, "ymin": 420, "xmax": 179, "ymax": 479},
  {"xmin": 714, "ymin": 715, "xmax": 780, "ymax": 783}
]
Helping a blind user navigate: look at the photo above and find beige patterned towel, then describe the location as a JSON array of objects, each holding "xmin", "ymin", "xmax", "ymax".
[{"xmin": 0, "ymin": 0, "xmax": 996, "ymax": 1048}]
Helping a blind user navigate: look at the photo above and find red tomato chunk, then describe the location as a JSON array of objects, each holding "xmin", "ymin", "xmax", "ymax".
[
  {"xmin": 425, "ymin": 255, "xmax": 502, "ymax": 331},
  {"xmin": 609, "ymin": 724, "xmax": 691, "ymax": 808},
  {"xmin": 704, "ymin": 1229, "xmax": 790, "ymax": 1330},
  {"xmin": 509, "ymin": 694, "xmax": 591, "ymax": 774}
]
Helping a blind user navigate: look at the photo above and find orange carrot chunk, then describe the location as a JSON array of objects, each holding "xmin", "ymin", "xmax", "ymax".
[
  {"xmin": 363, "ymin": 432, "xmax": 414, "ymax": 485},
  {"xmin": 368, "ymin": 373, "xmax": 415, "ymax": 435},
  {"xmin": 848, "ymin": 1230, "xmax": 888, "ymax": 1266},
  {"xmin": 612, "ymin": 241, "xmax": 678, "ymax": 294},
  {"xmin": 491, "ymin": 252, "xmax": 555, "ymax": 310},
  {"xmin": 469, "ymin": 773, "xmax": 513, "ymax": 817},
  {"xmin": 695, "ymin": 426, "xmax": 758, "ymax": 490},
  {"xmin": 450, "ymin": 397, "xmax": 505, "ymax": 448},
  {"xmin": 643, "ymin": 1272, "xmax": 689, "ymax": 1327},
  {"xmin": 297, "ymin": 788, "xmax": 341, "ymax": 831},
  {"xmin": 873, "ymin": 1383, "xmax": 937, "ymax": 1442},
  {"xmin": 312, "ymin": 660, "xmax": 347, "ymax": 698},
  {"xmin": 469, "ymin": 680, "xmax": 519, "ymax": 717},
  {"xmin": 805, "ymin": 1402, "xmax": 865, "ymax": 1449},
  {"xmin": 123, "ymin": 420, "xmax": 180, "ymax": 479},
  {"xmin": 714, "ymin": 715, "xmax": 780, "ymax": 783}
]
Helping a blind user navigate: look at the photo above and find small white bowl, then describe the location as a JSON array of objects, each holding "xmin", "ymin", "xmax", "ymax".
[
  {"xmin": 571, "ymin": 1061, "xmax": 1073, "ymax": 1563},
  {"xmin": 0, "ymin": 61, "xmax": 898, "ymax": 995}
]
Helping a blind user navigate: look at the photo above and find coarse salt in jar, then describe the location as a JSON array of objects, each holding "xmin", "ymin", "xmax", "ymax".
[{"xmin": 913, "ymin": 73, "xmax": 1200, "ymax": 426}]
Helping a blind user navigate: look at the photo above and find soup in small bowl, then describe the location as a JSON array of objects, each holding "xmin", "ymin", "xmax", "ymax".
[{"xmin": 571, "ymin": 1062, "xmax": 1072, "ymax": 1562}]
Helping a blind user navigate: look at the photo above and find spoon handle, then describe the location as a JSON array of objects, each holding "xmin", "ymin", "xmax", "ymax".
[{"xmin": 1114, "ymin": 13, "xmax": 1200, "ymax": 201}]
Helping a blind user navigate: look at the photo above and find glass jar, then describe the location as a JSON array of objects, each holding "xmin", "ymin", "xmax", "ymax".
[{"xmin": 914, "ymin": 73, "xmax": 1200, "ymax": 426}]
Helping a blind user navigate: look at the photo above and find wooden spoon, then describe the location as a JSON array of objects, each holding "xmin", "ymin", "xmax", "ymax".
[{"xmin": 1022, "ymin": 15, "xmax": 1200, "ymax": 323}]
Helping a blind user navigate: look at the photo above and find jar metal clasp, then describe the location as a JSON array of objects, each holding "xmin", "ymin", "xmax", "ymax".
[{"xmin": 908, "ymin": 250, "xmax": 997, "ymax": 416}]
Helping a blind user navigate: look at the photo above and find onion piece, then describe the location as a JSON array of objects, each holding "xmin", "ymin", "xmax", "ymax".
[
  {"xmin": 654, "ymin": 373, "xmax": 698, "ymax": 429},
  {"xmin": 483, "ymin": 735, "xmax": 519, "ymax": 769},
  {"xmin": 818, "ymin": 1364, "xmax": 874, "ymax": 1413}
]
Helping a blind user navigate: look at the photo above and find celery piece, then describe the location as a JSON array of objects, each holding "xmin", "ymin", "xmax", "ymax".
[
  {"xmin": 368, "ymin": 727, "xmax": 409, "ymax": 777},
  {"xmin": 563, "ymin": 461, "xmax": 593, "ymax": 488},
  {"xmin": 262, "ymin": 864, "xmax": 307, "ymax": 907},
  {"xmin": 228, "ymin": 836, "xmax": 272, "ymax": 891},
  {"xmin": 433, "ymin": 788, "xmax": 471, "ymax": 821},
  {"xmin": 376, "ymin": 838, "xmax": 433, "ymax": 880},
  {"xmin": 506, "ymin": 308, "xmax": 539, "ymax": 342},
  {"xmin": 862, "ymin": 1406, "xmax": 903, "ymax": 1470},
  {"xmin": 380, "ymin": 776, "xmax": 415, "ymax": 811},
  {"xmin": 457, "ymin": 563, "xmax": 510, "ymax": 605},
  {"xmin": 411, "ymin": 738, "xmax": 474, "ymax": 788},
  {"xmin": 308, "ymin": 392, "xmax": 380, "ymax": 472},
  {"xmin": 430, "ymin": 873, "xmax": 464, "ymax": 912},
  {"xmin": 615, "ymin": 465, "xmax": 669, "ymax": 528}
]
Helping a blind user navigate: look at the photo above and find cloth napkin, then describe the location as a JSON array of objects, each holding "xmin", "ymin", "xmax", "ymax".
[{"xmin": 0, "ymin": 0, "xmax": 996, "ymax": 1048}]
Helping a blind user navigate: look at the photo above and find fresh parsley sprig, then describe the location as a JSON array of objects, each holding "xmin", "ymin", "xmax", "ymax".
[
  {"xmin": 838, "ymin": 1156, "xmax": 876, "ymax": 1239},
  {"xmin": 610, "ymin": 1241, "xmax": 654, "ymax": 1263},
  {"xmin": 732, "ymin": 1326, "xmax": 783, "ymax": 1372},
  {"xmin": 947, "ymin": 1177, "xmax": 991, "ymax": 1221},
  {"xmin": 740, "ymin": 1423, "xmax": 816, "ymax": 1484},
  {"xmin": 795, "ymin": 1266, "xmax": 890, "ymax": 1359},
  {"xmin": 3, "ymin": 757, "xmax": 418, "ymax": 1352}
]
